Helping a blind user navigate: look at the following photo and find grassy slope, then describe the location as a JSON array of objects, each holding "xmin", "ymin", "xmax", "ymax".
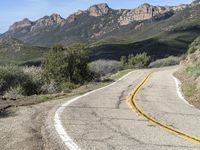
[
  {"xmin": 175, "ymin": 36, "xmax": 200, "ymax": 108},
  {"xmin": 90, "ymin": 29, "xmax": 199, "ymax": 61},
  {"xmin": 0, "ymin": 39, "xmax": 47, "ymax": 65},
  {"xmin": 90, "ymin": 5, "xmax": 200, "ymax": 60}
]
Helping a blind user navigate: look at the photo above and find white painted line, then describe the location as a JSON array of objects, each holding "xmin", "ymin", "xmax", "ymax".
[
  {"xmin": 54, "ymin": 70, "xmax": 135, "ymax": 150},
  {"xmin": 172, "ymin": 75, "xmax": 194, "ymax": 107}
]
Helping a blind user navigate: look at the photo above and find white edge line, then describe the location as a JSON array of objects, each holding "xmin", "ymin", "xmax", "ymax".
[
  {"xmin": 54, "ymin": 70, "xmax": 135, "ymax": 150},
  {"xmin": 172, "ymin": 75, "xmax": 194, "ymax": 107}
]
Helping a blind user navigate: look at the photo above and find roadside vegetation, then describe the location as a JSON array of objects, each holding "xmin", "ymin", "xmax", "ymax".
[
  {"xmin": 0, "ymin": 43, "xmax": 135, "ymax": 112},
  {"xmin": 109, "ymin": 69, "xmax": 132, "ymax": 81},
  {"xmin": 186, "ymin": 61, "xmax": 200, "ymax": 78},
  {"xmin": 120, "ymin": 52, "xmax": 151, "ymax": 69},
  {"xmin": 175, "ymin": 35, "xmax": 200, "ymax": 108},
  {"xmin": 0, "ymin": 42, "xmax": 185, "ymax": 112},
  {"xmin": 149, "ymin": 56, "xmax": 181, "ymax": 68},
  {"xmin": 188, "ymin": 36, "xmax": 200, "ymax": 54},
  {"xmin": 89, "ymin": 60, "xmax": 121, "ymax": 80}
]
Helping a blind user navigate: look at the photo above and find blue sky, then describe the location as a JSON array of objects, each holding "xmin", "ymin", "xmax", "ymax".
[{"xmin": 0, "ymin": 0, "xmax": 193, "ymax": 33}]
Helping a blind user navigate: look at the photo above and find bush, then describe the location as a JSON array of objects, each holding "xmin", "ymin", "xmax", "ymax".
[
  {"xmin": 4, "ymin": 86, "xmax": 25, "ymax": 99},
  {"xmin": 149, "ymin": 56, "xmax": 180, "ymax": 68},
  {"xmin": 43, "ymin": 44, "xmax": 91, "ymax": 84},
  {"xmin": 89, "ymin": 60, "xmax": 121, "ymax": 79},
  {"xmin": 187, "ymin": 62, "xmax": 200, "ymax": 78},
  {"xmin": 41, "ymin": 81, "xmax": 61, "ymax": 94},
  {"xmin": 188, "ymin": 36, "xmax": 200, "ymax": 54},
  {"xmin": 120, "ymin": 56, "xmax": 127, "ymax": 68},
  {"xmin": 128, "ymin": 52, "xmax": 150, "ymax": 68},
  {"xmin": 0, "ymin": 65, "xmax": 39, "ymax": 95},
  {"xmin": 0, "ymin": 65, "xmax": 47, "ymax": 96},
  {"xmin": 120, "ymin": 52, "xmax": 151, "ymax": 69},
  {"xmin": 182, "ymin": 82, "xmax": 198, "ymax": 98},
  {"xmin": 23, "ymin": 66, "xmax": 45, "ymax": 93}
]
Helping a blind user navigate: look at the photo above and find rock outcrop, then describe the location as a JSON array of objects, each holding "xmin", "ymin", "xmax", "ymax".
[
  {"xmin": 2, "ymin": 1, "xmax": 198, "ymax": 46},
  {"xmin": 31, "ymin": 14, "xmax": 64, "ymax": 32},
  {"xmin": 87, "ymin": 3, "xmax": 111, "ymax": 17},
  {"xmin": 118, "ymin": 3, "xmax": 175, "ymax": 25},
  {"xmin": 7, "ymin": 2, "xmax": 188, "ymax": 33},
  {"xmin": 9, "ymin": 18, "xmax": 32, "ymax": 32}
]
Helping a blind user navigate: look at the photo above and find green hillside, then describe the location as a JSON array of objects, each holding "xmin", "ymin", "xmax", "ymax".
[
  {"xmin": 0, "ymin": 38, "xmax": 47, "ymax": 65},
  {"xmin": 90, "ymin": 4, "xmax": 200, "ymax": 60}
]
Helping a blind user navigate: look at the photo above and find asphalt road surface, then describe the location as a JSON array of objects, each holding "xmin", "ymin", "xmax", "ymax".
[{"xmin": 57, "ymin": 67, "xmax": 200, "ymax": 150}]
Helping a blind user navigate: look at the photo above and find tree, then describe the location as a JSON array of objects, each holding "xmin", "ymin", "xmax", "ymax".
[
  {"xmin": 120, "ymin": 56, "xmax": 127, "ymax": 68},
  {"xmin": 43, "ymin": 45, "xmax": 65, "ymax": 82},
  {"xmin": 64, "ymin": 43, "xmax": 90, "ymax": 83},
  {"xmin": 43, "ymin": 43, "xmax": 90, "ymax": 84},
  {"xmin": 127, "ymin": 52, "xmax": 151, "ymax": 68}
]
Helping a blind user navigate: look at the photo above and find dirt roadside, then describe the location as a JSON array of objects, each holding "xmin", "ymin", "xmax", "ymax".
[
  {"xmin": 0, "ymin": 70, "xmax": 133, "ymax": 150},
  {"xmin": 175, "ymin": 50, "xmax": 200, "ymax": 109},
  {"xmin": 0, "ymin": 96, "xmax": 73, "ymax": 150},
  {"xmin": 0, "ymin": 82, "xmax": 113, "ymax": 150}
]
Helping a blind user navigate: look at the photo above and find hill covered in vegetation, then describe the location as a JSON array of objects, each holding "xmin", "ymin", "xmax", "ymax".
[
  {"xmin": 0, "ymin": 38, "xmax": 47, "ymax": 65},
  {"xmin": 176, "ymin": 35, "xmax": 200, "ymax": 108},
  {"xmin": 0, "ymin": 1, "xmax": 200, "ymax": 63}
]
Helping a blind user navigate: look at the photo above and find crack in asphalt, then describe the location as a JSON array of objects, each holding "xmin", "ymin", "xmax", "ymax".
[
  {"xmin": 115, "ymin": 83, "xmax": 137, "ymax": 109},
  {"xmin": 116, "ymin": 90, "xmax": 126, "ymax": 109},
  {"xmin": 90, "ymin": 111, "xmax": 144, "ymax": 144}
]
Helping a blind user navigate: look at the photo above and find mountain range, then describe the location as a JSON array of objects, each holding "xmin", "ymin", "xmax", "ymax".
[{"xmin": 0, "ymin": 0, "xmax": 200, "ymax": 64}]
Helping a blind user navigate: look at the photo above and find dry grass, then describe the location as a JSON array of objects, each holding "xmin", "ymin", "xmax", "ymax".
[{"xmin": 175, "ymin": 68, "xmax": 200, "ymax": 108}]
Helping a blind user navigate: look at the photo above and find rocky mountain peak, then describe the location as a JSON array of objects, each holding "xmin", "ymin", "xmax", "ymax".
[
  {"xmin": 66, "ymin": 3, "xmax": 111, "ymax": 23},
  {"xmin": 118, "ymin": 4, "xmax": 174, "ymax": 26},
  {"xmin": 139, "ymin": 3, "xmax": 151, "ymax": 8},
  {"xmin": 88, "ymin": 3, "xmax": 111, "ymax": 17},
  {"xmin": 50, "ymin": 13, "xmax": 63, "ymax": 24},
  {"xmin": 9, "ymin": 18, "xmax": 32, "ymax": 32},
  {"xmin": 30, "ymin": 14, "xmax": 64, "ymax": 32}
]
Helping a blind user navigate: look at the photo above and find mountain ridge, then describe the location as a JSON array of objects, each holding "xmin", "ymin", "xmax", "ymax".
[
  {"xmin": 1, "ymin": 2, "xmax": 195, "ymax": 46},
  {"xmin": 0, "ymin": 1, "xmax": 200, "ymax": 64}
]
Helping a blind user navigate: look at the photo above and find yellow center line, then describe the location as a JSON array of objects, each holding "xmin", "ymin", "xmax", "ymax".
[{"xmin": 127, "ymin": 72, "xmax": 200, "ymax": 144}]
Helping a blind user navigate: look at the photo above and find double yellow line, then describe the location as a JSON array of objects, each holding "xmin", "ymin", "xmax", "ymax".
[{"xmin": 127, "ymin": 72, "xmax": 200, "ymax": 144}]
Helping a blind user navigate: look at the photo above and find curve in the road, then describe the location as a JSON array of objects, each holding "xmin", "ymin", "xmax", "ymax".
[
  {"xmin": 127, "ymin": 72, "xmax": 200, "ymax": 145},
  {"xmin": 54, "ymin": 71, "xmax": 135, "ymax": 150}
]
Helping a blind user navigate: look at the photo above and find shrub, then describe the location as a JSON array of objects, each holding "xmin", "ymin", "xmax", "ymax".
[
  {"xmin": 0, "ymin": 65, "xmax": 38, "ymax": 95},
  {"xmin": 182, "ymin": 82, "xmax": 198, "ymax": 98},
  {"xmin": 4, "ymin": 86, "xmax": 25, "ymax": 99},
  {"xmin": 89, "ymin": 60, "xmax": 121, "ymax": 79},
  {"xmin": 43, "ymin": 44, "xmax": 91, "ymax": 84},
  {"xmin": 120, "ymin": 56, "xmax": 127, "ymax": 68},
  {"xmin": 41, "ymin": 81, "xmax": 61, "ymax": 94},
  {"xmin": 188, "ymin": 36, "xmax": 200, "ymax": 54},
  {"xmin": 186, "ymin": 62, "xmax": 200, "ymax": 78},
  {"xmin": 149, "ymin": 56, "xmax": 180, "ymax": 68},
  {"xmin": 128, "ymin": 52, "xmax": 150, "ymax": 68},
  {"xmin": 23, "ymin": 66, "xmax": 45, "ymax": 93}
]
